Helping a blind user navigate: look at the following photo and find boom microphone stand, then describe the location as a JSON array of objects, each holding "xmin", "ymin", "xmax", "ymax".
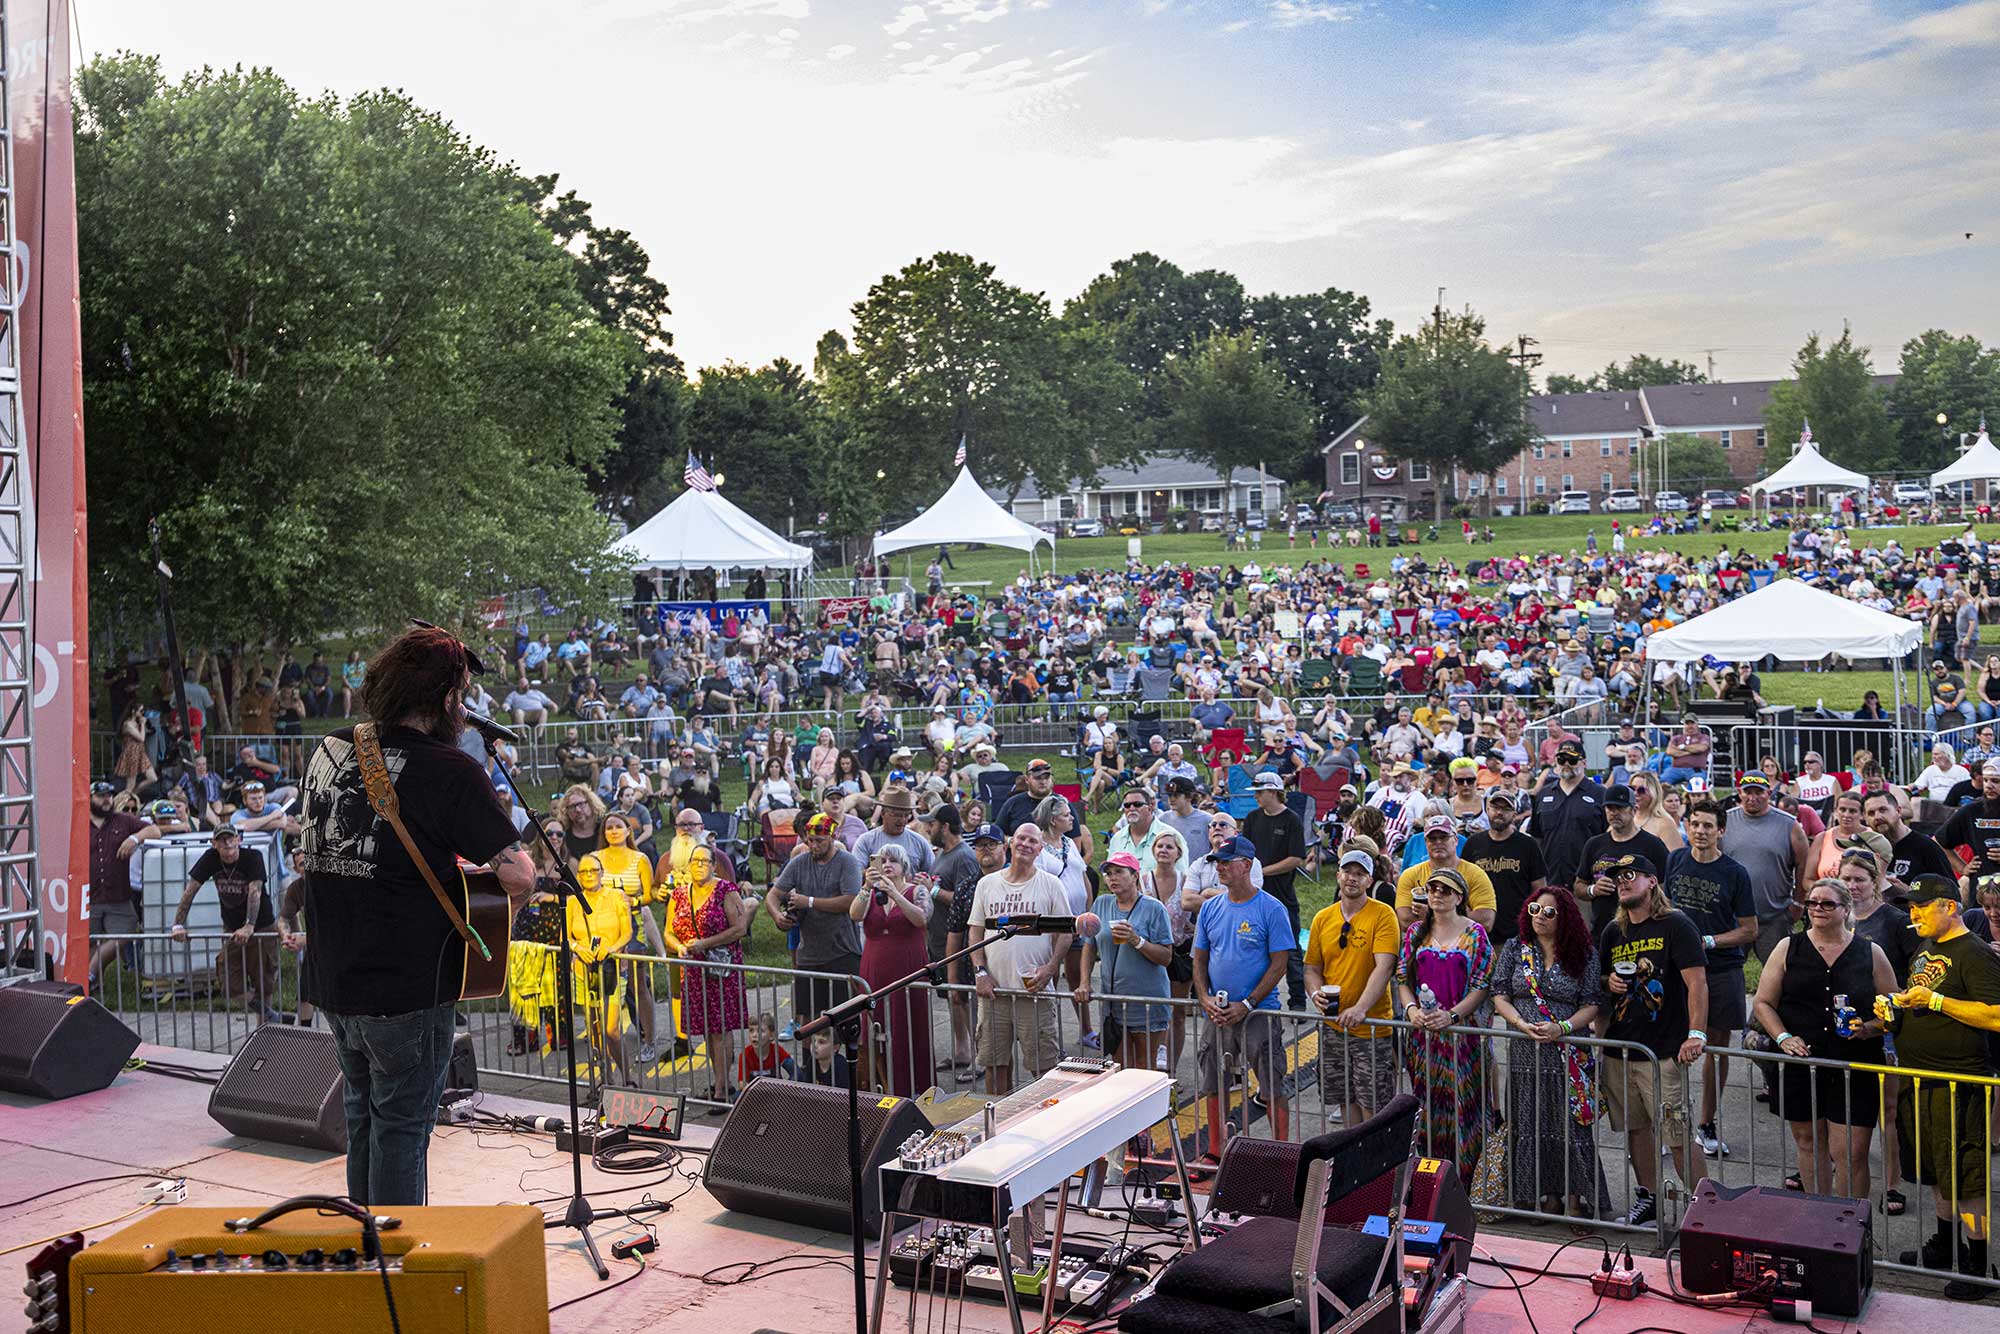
[{"xmin": 478, "ymin": 724, "xmax": 609, "ymax": 1281}]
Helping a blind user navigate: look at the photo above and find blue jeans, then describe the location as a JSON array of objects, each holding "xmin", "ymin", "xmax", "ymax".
[{"xmin": 325, "ymin": 1003, "xmax": 458, "ymax": 1206}]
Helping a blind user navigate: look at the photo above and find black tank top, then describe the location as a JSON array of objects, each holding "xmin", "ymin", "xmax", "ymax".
[{"xmin": 1776, "ymin": 932, "xmax": 1883, "ymax": 1063}]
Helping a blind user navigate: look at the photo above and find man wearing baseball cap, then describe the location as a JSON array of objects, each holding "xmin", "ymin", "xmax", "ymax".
[
  {"xmin": 1534, "ymin": 739, "xmax": 1607, "ymax": 907},
  {"xmin": 1461, "ymin": 789, "xmax": 1547, "ymax": 951},
  {"xmin": 1304, "ymin": 847, "xmax": 1402, "ymax": 1127},
  {"xmin": 1599, "ymin": 850, "xmax": 1709, "ymax": 1227},
  {"xmin": 1720, "ymin": 770, "xmax": 1811, "ymax": 962},
  {"xmin": 1575, "ymin": 784, "xmax": 1671, "ymax": 937},
  {"xmin": 1881, "ymin": 873, "xmax": 2000, "ymax": 1296},
  {"xmin": 1937, "ymin": 758, "xmax": 2000, "ymax": 879},
  {"xmin": 1191, "ymin": 836, "xmax": 1294, "ymax": 1169},
  {"xmin": 1394, "ymin": 814, "xmax": 1496, "ymax": 932},
  {"xmin": 1243, "ymin": 769, "xmax": 1309, "ymax": 1010}
]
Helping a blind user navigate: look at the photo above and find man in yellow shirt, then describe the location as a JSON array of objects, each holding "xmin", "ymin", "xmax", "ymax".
[
  {"xmin": 1411, "ymin": 692, "xmax": 1453, "ymax": 738},
  {"xmin": 1395, "ymin": 815, "xmax": 1497, "ymax": 932},
  {"xmin": 1304, "ymin": 848, "xmax": 1403, "ymax": 1126}
]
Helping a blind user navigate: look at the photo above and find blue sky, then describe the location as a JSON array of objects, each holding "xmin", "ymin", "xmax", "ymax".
[{"xmin": 86, "ymin": 0, "xmax": 1999, "ymax": 387}]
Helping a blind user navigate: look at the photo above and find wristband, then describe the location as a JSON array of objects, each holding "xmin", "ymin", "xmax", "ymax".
[
  {"xmin": 1560, "ymin": 1019, "xmax": 1574, "ymax": 1036},
  {"xmin": 1776, "ymin": 1031, "xmax": 1793, "ymax": 1046},
  {"xmin": 1702, "ymin": 934, "xmax": 1715, "ymax": 950},
  {"xmin": 1929, "ymin": 992, "xmax": 1946, "ymax": 1012},
  {"xmin": 1687, "ymin": 1029, "xmax": 1708, "ymax": 1043}
]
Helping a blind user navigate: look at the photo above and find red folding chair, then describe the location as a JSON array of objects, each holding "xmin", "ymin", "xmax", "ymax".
[
  {"xmin": 1199, "ymin": 726, "xmax": 1247, "ymax": 772},
  {"xmin": 757, "ymin": 808, "xmax": 800, "ymax": 884}
]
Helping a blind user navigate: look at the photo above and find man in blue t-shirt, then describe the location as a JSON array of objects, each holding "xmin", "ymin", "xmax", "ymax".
[{"xmin": 1192, "ymin": 835, "xmax": 1294, "ymax": 1167}]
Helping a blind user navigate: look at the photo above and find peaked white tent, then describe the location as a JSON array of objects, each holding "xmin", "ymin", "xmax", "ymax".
[
  {"xmin": 1748, "ymin": 421, "xmax": 1869, "ymax": 514},
  {"xmin": 1930, "ymin": 421, "xmax": 2000, "ymax": 490},
  {"xmin": 616, "ymin": 486, "xmax": 812, "ymax": 573},
  {"xmin": 873, "ymin": 466, "xmax": 1055, "ymax": 559}
]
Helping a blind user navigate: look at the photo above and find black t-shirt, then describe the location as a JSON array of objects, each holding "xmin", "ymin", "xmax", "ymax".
[
  {"xmin": 188, "ymin": 847, "xmax": 274, "ymax": 931},
  {"xmin": 1889, "ymin": 828, "xmax": 1954, "ymax": 889},
  {"xmin": 298, "ymin": 726, "xmax": 519, "ymax": 1014},
  {"xmin": 1663, "ymin": 848, "xmax": 1755, "ymax": 967},
  {"xmin": 1460, "ymin": 829, "xmax": 1546, "ymax": 948},
  {"xmin": 1895, "ymin": 929, "xmax": 2000, "ymax": 1076},
  {"xmin": 1601, "ymin": 909, "xmax": 1706, "ymax": 1059},
  {"xmin": 1242, "ymin": 805, "xmax": 1307, "ymax": 909},
  {"xmin": 1937, "ymin": 799, "xmax": 2000, "ymax": 875},
  {"xmin": 1853, "ymin": 903, "xmax": 1916, "ymax": 985},
  {"xmin": 563, "ymin": 827, "xmax": 600, "ymax": 864},
  {"xmin": 1576, "ymin": 829, "xmax": 1672, "ymax": 931},
  {"xmin": 1530, "ymin": 779, "xmax": 1608, "ymax": 894},
  {"xmin": 930, "ymin": 840, "xmax": 981, "ymax": 959}
]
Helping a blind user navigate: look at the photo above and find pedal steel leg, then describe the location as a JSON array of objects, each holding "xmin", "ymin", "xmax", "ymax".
[
  {"xmin": 993, "ymin": 1195, "xmax": 1026, "ymax": 1334},
  {"xmin": 1042, "ymin": 1180, "xmax": 1072, "ymax": 1332},
  {"xmin": 870, "ymin": 1211, "xmax": 899, "ymax": 1334}
]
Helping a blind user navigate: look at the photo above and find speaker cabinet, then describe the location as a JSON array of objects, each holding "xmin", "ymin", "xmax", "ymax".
[
  {"xmin": 703, "ymin": 1078, "xmax": 931, "ymax": 1237},
  {"xmin": 208, "ymin": 1025, "xmax": 347, "ymax": 1151},
  {"xmin": 0, "ymin": 985, "xmax": 138, "ymax": 1099}
]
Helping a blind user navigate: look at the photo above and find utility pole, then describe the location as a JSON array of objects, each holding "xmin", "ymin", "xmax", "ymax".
[
  {"xmin": 1699, "ymin": 348, "xmax": 1717, "ymax": 382},
  {"xmin": 1432, "ymin": 287, "xmax": 1446, "ymax": 344},
  {"xmin": 1505, "ymin": 335, "xmax": 1543, "ymax": 520}
]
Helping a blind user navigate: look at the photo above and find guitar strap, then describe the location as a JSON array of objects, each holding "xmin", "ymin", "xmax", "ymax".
[{"xmin": 353, "ymin": 721, "xmax": 491, "ymax": 961}]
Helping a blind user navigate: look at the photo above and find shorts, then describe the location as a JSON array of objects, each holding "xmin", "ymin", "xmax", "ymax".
[
  {"xmin": 1776, "ymin": 1059, "xmax": 1881, "ymax": 1127},
  {"xmin": 1197, "ymin": 1010, "xmax": 1286, "ymax": 1098},
  {"xmin": 1601, "ymin": 1054, "xmax": 1691, "ymax": 1148},
  {"xmin": 1704, "ymin": 966, "xmax": 1748, "ymax": 1032},
  {"xmin": 90, "ymin": 900, "xmax": 140, "ymax": 936},
  {"xmin": 1895, "ymin": 1081, "xmax": 1993, "ymax": 1199},
  {"xmin": 978, "ymin": 990, "xmax": 1062, "ymax": 1077},
  {"xmin": 792, "ymin": 958, "xmax": 860, "ymax": 1035},
  {"xmin": 1318, "ymin": 1027, "xmax": 1399, "ymax": 1114},
  {"xmin": 818, "ymin": 671, "xmax": 841, "ymax": 690},
  {"xmin": 1754, "ymin": 913, "xmax": 1795, "ymax": 963}
]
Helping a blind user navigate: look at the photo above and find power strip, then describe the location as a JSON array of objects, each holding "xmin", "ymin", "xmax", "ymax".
[{"xmin": 141, "ymin": 1178, "xmax": 187, "ymax": 1205}]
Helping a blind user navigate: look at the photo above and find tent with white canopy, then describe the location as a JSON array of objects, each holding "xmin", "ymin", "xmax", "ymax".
[
  {"xmin": 615, "ymin": 485, "xmax": 812, "ymax": 573},
  {"xmin": 1747, "ymin": 421, "xmax": 1869, "ymax": 515},
  {"xmin": 872, "ymin": 465, "xmax": 1055, "ymax": 561},
  {"xmin": 1929, "ymin": 420, "xmax": 2000, "ymax": 492}
]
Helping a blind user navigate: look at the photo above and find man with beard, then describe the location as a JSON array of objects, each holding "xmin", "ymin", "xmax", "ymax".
[
  {"xmin": 171, "ymin": 826, "xmax": 281, "ymax": 1023},
  {"xmin": 929, "ymin": 810, "xmax": 991, "ymax": 1083},
  {"xmin": 297, "ymin": 626, "xmax": 536, "ymax": 1206},
  {"xmin": 1864, "ymin": 788, "xmax": 1957, "ymax": 897},
  {"xmin": 1575, "ymin": 786, "xmax": 1671, "ymax": 936},
  {"xmin": 1461, "ymin": 790, "xmax": 1546, "ymax": 951},
  {"xmin": 1664, "ymin": 798, "xmax": 1757, "ymax": 1161},
  {"xmin": 1532, "ymin": 740, "xmax": 1607, "ymax": 904},
  {"xmin": 1720, "ymin": 772, "xmax": 1811, "ymax": 961},
  {"xmin": 1937, "ymin": 759, "xmax": 2000, "ymax": 879},
  {"xmin": 87, "ymin": 780, "xmax": 150, "ymax": 985}
]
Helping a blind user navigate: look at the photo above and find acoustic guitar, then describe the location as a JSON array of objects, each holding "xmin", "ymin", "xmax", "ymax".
[{"xmin": 453, "ymin": 865, "xmax": 514, "ymax": 1001}]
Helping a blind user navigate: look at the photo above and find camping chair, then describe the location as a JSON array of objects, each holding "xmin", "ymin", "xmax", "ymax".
[
  {"xmin": 1397, "ymin": 662, "xmax": 1428, "ymax": 694},
  {"xmin": 1296, "ymin": 767, "xmax": 1350, "ymax": 846},
  {"xmin": 1300, "ymin": 659, "xmax": 1336, "ymax": 693},
  {"xmin": 1343, "ymin": 656, "xmax": 1383, "ymax": 696},
  {"xmin": 975, "ymin": 768, "xmax": 1018, "ymax": 811},
  {"xmin": 1199, "ymin": 726, "xmax": 1247, "ymax": 773},
  {"xmin": 1137, "ymin": 668, "xmax": 1176, "ymax": 704},
  {"xmin": 699, "ymin": 809, "xmax": 750, "ymax": 879},
  {"xmin": 1104, "ymin": 666, "xmax": 1137, "ymax": 697},
  {"xmin": 753, "ymin": 808, "xmax": 800, "ymax": 884},
  {"xmin": 1119, "ymin": 1094, "xmax": 1423, "ymax": 1334},
  {"xmin": 1222, "ymin": 764, "xmax": 1258, "ymax": 818},
  {"xmin": 1128, "ymin": 709, "xmax": 1167, "ymax": 752}
]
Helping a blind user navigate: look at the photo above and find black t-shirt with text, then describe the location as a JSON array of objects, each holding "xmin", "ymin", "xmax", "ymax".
[
  {"xmin": 1460, "ymin": 829, "xmax": 1546, "ymax": 947},
  {"xmin": 1895, "ymin": 928, "xmax": 2000, "ymax": 1077},
  {"xmin": 298, "ymin": 726, "xmax": 519, "ymax": 1014},
  {"xmin": 188, "ymin": 847, "xmax": 274, "ymax": 931},
  {"xmin": 1937, "ymin": 799, "xmax": 2000, "ymax": 876},
  {"xmin": 1663, "ymin": 848, "xmax": 1755, "ymax": 967},
  {"xmin": 1601, "ymin": 909, "xmax": 1706, "ymax": 1059},
  {"xmin": 1889, "ymin": 828, "xmax": 1955, "ymax": 888},
  {"xmin": 1576, "ymin": 829, "xmax": 1672, "ymax": 931}
]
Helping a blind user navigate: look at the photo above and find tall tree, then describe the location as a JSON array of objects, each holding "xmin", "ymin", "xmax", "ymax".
[
  {"xmin": 681, "ymin": 359, "xmax": 825, "ymax": 536},
  {"xmin": 1546, "ymin": 354, "xmax": 1707, "ymax": 395},
  {"xmin": 1063, "ymin": 252, "xmax": 1246, "ymax": 419},
  {"xmin": 1357, "ymin": 310, "xmax": 1534, "ymax": 519},
  {"xmin": 1653, "ymin": 434, "xmax": 1734, "ymax": 491},
  {"xmin": 78, "ymin": 56, "xmax": 633, "ymax": 674},
  {"xmin": 1762, "ymin": 326, "xmax": 1894, "ymax": 472},
  {"xmin": 1158, "ymin": 332, "xmax": 1315, "ymax": 483},
  {"xmin": 1245, "ymin": 288, "xmax": 1392, "ymax": 478},
  {"xmin": 1886, "ymin": 330, "xmax": 2000, "ymax": 471}
]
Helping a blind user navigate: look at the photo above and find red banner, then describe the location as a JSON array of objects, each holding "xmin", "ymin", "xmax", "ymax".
[
  {"xmin": 10, "ymin": 5, "xmax": 90, "ymax": 980},
  {"xmin": 818, "ymin": 596, "xmax": 868, "ymax": 625}
]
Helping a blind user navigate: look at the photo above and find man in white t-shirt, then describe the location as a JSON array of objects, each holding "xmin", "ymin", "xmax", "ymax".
[
  {"xmin": 966, "ymin": 823, "xmax": 1073, "ymax": 1094},
  {"xmin": 1911, "ymin": 744, "xmax": 1971, "ymax": 807},
  {"xmin": 1791, "ymin": 751, "xmax": 1841, "ymax": 808}
]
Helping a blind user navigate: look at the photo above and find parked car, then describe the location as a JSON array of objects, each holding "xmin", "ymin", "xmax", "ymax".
[
  {"xmin": 1197, "ymin": 511, "xmax": 1226, "ymax": 532},
  {"xmin": 1555, "ymin": 490, "xmax": 1592, "ymax": 515},
  {"xmin": 1654, "ymin": 490, "xmax": 1689, "ymax": 511},
  {"xmin": 1244, "ymin": 512, "xmax": 1268, "ymax": 530},
  {"xmin": 1892, "ymin": 481, "xmax": 1931, "ymax": 504},
  {"xmin": 1069, "ymin": 518, "xmax": 1105, "ymax": 538},
  {"xmin": 1116, "ymin": 522, "xmax": 1141, "ymax": 536},
  {"xmin": 1323, "ymin": 503, "xmax": 1362, "ymax": 526},
  {"xmin": 1699, "ymin": 488, "xmax": 1738, "ymax": 509},
  {"xmin": 1291, "ymin": 503, "xmax": 1317, "ymax": 525},
  {"xmin": 1602, "ymin": 488, "xmax": 1642, "ymax": 512}
]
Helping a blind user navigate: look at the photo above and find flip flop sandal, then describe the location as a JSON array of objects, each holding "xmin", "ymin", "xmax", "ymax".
[
  {"xmin": 1783, "ymin": 1173, "xmax": 1803, "ymax": 1191},
  {"xmin": 1884, "ymin": 1189, "xmax": 1907, "ymax": 1215}
]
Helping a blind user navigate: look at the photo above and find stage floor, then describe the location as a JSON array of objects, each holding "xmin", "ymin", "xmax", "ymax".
[{"xmin": 2, "ymin": 1045, "xmax": 1991, "ymax": 1333}]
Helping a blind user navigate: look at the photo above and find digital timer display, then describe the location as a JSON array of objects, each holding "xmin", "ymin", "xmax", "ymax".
[{"xmin": 599, "ymin": 1086, "xmax": 684, "ymax": 1137}]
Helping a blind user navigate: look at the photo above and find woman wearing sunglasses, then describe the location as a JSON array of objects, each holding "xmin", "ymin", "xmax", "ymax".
[
  {"xmin": 1490, "ymin": 888, "xmax": 1611, "ymax": 1220},
  {"xmin": 1395, "ymin": 867, "xmax": 1494, "ymax": 1188},
  {"xmin": 1752, "ymin": 877, "xmax": 1896, "ymax": 1198}
]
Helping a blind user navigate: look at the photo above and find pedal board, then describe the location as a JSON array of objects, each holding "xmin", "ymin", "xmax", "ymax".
[{"xmin": 890, "ymin": 1230, "xmax": 1138, "ymax": 1316}]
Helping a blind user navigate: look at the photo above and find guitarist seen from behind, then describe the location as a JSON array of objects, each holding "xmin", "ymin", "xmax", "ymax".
[{"xmin": 299, "ymin": 625, "xmax": 535, "ymax": 1207}]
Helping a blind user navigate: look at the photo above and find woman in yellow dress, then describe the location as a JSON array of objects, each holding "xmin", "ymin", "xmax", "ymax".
[
  {"xmin": 505, "ymin": 819, "xmax": 566, "ymax": 1056},
  {"xmin": 662, "ymin": 845, "xmax": 750, "ymax": 1113},
  {"xmin": 595, "ymin": 812, "xmax": 667, "ymax": 1066},
  {"xmin": 566, "ymin": 853, "xmax": 634, "ymax": 1090}
]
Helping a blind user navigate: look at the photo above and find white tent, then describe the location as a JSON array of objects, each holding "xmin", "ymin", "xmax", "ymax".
[
  {"xmin": 1748, "ymin": 420, "xmax": 1870, "ymax": 506},
  {"xmin": 1929, "ymin": 422, "xmax": 2000, "ymax": 489},
  {"xmin": 872, "ymin": 465, "xmax": 1054, "ymax": 559},
  {"xmin": 1644, "ymin": 576, "xmax": 1923, "ymax": 664},
  {"xmin": 615, "ymin": 486, "xmax": 812, "ymax": 573}
]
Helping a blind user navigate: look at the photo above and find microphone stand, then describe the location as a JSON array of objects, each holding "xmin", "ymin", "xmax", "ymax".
[
  {"xmin": 480, "ymin": 732, "xmax": 610, "ymax": 1281},
  {"xmin": 796, "ymin": 923, "xmax": 1031, "ymax": 1334}
]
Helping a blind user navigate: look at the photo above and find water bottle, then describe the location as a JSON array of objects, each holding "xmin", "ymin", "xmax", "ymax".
[
  {"xmin": 1418, "ymin": 984, "xmax": 1438, "ymax": 1012},
  {"xmin": 1833, "ymin": 993, "xmax": 1859, "ymax": 1039}
]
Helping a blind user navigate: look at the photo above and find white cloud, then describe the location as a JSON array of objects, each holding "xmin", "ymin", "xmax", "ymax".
[
  {"xmin": 884, "ymin": 4, "xmax": 927, "ymax": 35},
  {"xmin": 1267, "ymin": 1, "xmax": 1357, "ymax": 26},
  {"xmin": 826, "ymin": 42, "xmax": 857, "ymax": 58}
]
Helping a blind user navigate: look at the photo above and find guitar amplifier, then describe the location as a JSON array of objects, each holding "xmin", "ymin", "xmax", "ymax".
[{"xmin": 60, "ymin": 1205, "xmax": 548, "ymax": 1333}]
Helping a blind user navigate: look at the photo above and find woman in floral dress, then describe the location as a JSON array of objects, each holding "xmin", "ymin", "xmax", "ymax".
[
  {"xmin": 665, "ymin": 845, "xmax": 749, "ymax": 1113},
  {"xmin": 1394, "ymin": 867, "xmax": 1494, "ymax": 1185}
]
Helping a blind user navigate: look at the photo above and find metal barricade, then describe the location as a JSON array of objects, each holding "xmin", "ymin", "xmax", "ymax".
[{"xmin": 89, "ymin": 930, "xmax": 298, "ymax": 1054}]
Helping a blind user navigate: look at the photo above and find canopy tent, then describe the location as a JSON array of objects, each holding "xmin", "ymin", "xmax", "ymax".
[
  {"xmin": 615, "ymin": 486, "xmax": 812, "ymax": 573},
  {"xmin": 872, "ymin": 465, "xmax": 1055, "ymax": 559},
  {"xmin": 1929, "ymin": 421, "xmax": 2000, "ymax": 489},
  {"xmin": 1747, "ymin": 421, "xmax": 1870, "ymax": 509}
]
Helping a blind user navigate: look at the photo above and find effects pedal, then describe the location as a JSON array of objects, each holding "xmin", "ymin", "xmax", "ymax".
[
  {"xmin": 610, "ymin": 1232, "xmax": 658, "ymax": 1260},
  {"xmin": 556, "ymin": 1122, "xmax": 630, "ymax": 1156}
]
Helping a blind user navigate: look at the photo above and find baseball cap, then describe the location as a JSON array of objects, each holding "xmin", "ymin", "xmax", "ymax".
[
  {"xmin": 1555, "ymin": 742, "xmax": 1584, "ymax": 761},
  {"xmin": 1339, "ymin": 782, "xmax": 1359, "ymax": 795},
  {"xmin": 1602, "ymin": 785, "xmax": 1634, "ymax": 809},
  {"xmin": 971, "ymin": 823, "xmax": 1007, "ymax": 845},
  {"xmin": 1423, "ymin": 815, "xmax": 1457, "ymax": 836},
  {"xmin": 1983, "ymin": 759, "xmax": 2000, "ymax": 777},
  {"xmin": 1105, "ymin": 851, "xmax": 1144, "ymax": 873},
  {"xmin": 90, "ymin": 780, "xmax": 117, "ymax": 795},
  {"xmin": 1166, "ymin": 776, "xmax": 1199, "ymax": 798},
  {"xmin": 1251, "ymin": 771, "xmax": 1285, "ymax": 791},
  {"xmin": 1905, "ymin": 873, "xmax": 1959, "ymax": 906},
  {"xmin": 1485, "ymin": 789, "xmax": 1518, "ymax": 810},
  {"xmin": 932, "ymin": 704, "xmax": 948, "ymax": 714},
  {"xmin": 1596, "ymin": 850, "xmax": 1659, "ymax": 879},
  {"xmin": 1338, "ymin": 848, "xmax": 1376, "ymax": 874},
  {"xmin": 1738, "ymin": 772, "xmax": 1772, "ymax": 791},
  {"xmin": 1425, "ymin": 867, "xmax": 1469, "ymax": 896},
  {"xmin": 212, "ymin": 824, "xmax": 241, "ymax": 841},
  {"xmin": 1211, "ymin": 835, "xmax": 1258, "ymax": 863}
]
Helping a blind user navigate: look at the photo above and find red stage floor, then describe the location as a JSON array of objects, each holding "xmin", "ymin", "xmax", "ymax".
[{"xmin": 1, "ymin": 1045, "xmax": 1990, "ymax": 1332}]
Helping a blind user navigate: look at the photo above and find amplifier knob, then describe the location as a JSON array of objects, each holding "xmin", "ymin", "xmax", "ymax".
[
  {"xmin": 298, "ymin": 1248, "xmax": 325, "ymax": 1268},
  {"xmin": 332, "ymin": 1248, "xmax": 359, "ymax": 1268},
  {"xmin": 262, "ymin": 1250, "xmax": 288, "ymax": 1270}
]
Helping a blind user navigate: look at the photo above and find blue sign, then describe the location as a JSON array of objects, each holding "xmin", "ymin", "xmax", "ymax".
[{"xmin": 655, "ymin": 600, "xmax": 770, "ymax": 633}]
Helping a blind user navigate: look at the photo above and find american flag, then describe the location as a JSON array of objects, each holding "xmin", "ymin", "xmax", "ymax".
[
  {"xmin": 684, "ymin": 451, "xmax": 716, "ymax": 492},
  {"xmin": 953, "ymin": 434, "xmax": 967, "ymax": 468}
]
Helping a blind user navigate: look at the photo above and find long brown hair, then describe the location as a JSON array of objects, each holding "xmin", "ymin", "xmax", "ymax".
[{"xmin": 360, "ymin": 627, "xmax": 471, "ymax": 742}]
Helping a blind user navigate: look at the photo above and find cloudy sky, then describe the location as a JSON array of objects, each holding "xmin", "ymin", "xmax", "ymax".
[{"xmin": 84, "ymin": 0, "xmax": 1998, "ymax": 385}]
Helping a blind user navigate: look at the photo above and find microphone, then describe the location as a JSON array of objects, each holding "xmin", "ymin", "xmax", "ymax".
[
  {"xmin": 994, "ymin": 911, "xmax": 1101, "ymax": 937},
  {"xmin": 462, "ymin": 708, "xmax": 522, "ymax": 746}
]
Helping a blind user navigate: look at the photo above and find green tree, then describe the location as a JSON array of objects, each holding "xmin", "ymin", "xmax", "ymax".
[
  {"xmin": 1245, "ymin": 288, "xmax": 1392, "ymax": 479},
  {"xmin": 1063, "ymin": 252, "xmax": 1246, "ymax": 419},
  {"xmin": 1546, "ymin": 354, "xmax": 1707, "ymax": 395},
  {"xmin": 682, "ymin": 359, "xmax": 825, "ymax": 536},
  {"xmin": 1886, "ymin": 330, "xmax": 2000, "ymax": 471},
  {"xmin": 1158, "ymin": 332, "xmax": 1314, "ymax": 483},
  {"xmin": 78, "ymin": 56, "xmax": 633, "ymax": 684},
  {"xmin": 1357, "ymin": 311, "xmax": 1534, "ymax": 519},
  {"xmin": 1762, "ymin": 326, "xmax": 1894, "ymax": 472},
  {"xmin": 1651, "ymin": 433, "xmax": 1733, "ymax": 491}
]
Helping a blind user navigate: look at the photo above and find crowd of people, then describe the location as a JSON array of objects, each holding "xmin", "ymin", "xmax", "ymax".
[{"xmin": 85, "ymin": 517, "xmax": 2000, "ymax": 1299}]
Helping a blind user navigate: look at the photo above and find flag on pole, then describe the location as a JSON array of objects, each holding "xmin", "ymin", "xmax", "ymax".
[
  {"xmin": 953, "ymin": 434, "xmax": 967, "ymax": 468},
  {"xmin": 684, "ymin": 451, "xmax": 716, "ymax": 492}
]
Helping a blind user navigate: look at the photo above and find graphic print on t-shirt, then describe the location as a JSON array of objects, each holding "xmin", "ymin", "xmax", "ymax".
[
  {"xmin": 1606, "ymin": 932, "xmax": 1667, "ymax": 1023},
  {"xmin": 299, "ymin": 733, "xmax": 406, "ymax": 879}
]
